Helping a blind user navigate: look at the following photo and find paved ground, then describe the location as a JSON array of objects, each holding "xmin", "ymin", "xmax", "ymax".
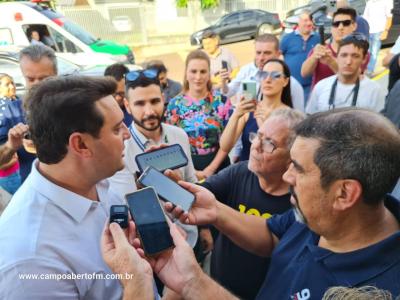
[{"xmin": 135, "ymin": 39, "xmax": 391, "ymax": 93}]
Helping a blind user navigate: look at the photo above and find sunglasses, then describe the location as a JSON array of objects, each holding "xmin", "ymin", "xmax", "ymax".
[
  {"xmin": 332, "ymin": 19, "xmax": 353, "ymax": 28},
  {"xmin": 261, "ymin": 71, "xmax": 285, "ymax": 80},
  {"xmin": 125, "ymin": 69, "xmax": 158, "ymax": 84}
]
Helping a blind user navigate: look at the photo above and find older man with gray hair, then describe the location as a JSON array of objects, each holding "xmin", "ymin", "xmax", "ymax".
[
  {"xmin": 100, "ymin": 107, "xmax": 400, "ymax": 300},
  {"xmin": 0, "ymin": 44, "xmax": 57, "ymax": 183}
]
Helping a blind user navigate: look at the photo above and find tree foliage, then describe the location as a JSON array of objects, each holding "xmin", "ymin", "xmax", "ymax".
[{"xmin": 176, "ymin": 0, "xmax": 219, "ymax": 10}]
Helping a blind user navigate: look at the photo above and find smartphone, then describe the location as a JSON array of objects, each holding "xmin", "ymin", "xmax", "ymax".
[
  {"xmin": 242, "ymin": 81, "xmax": 257, "ymax": 101},
  {"xmin": 125, "ymin": 187, "xmax": 174, "ymax": 256},
  {"xmin": 110, "ymin": 205, "xmax": 129, "ymax": 229},
  {"xmin": 137, "ymin": 166, "xmax": 195, "ymax": 212},
  {"xmin": 135, "ymin": 144, "xmax": 188, "ymax": 173},
  {"xmin": 319, "ymin": 25, "xmax": 325, "ymax": 45},
  {"xmin": 221, "ymin": 60, "xmax": 228, "ymax": 70}
]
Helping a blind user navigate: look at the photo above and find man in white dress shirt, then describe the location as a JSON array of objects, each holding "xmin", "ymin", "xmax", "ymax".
[{"xmin": 0, "ymin": 76, "xmax": 130, "ymax": 299}]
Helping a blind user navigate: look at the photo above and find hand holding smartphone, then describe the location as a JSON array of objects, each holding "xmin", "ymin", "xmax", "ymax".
[{"xmin": 126, "ymin": 187, "xmax": 174, "ymax": 256}]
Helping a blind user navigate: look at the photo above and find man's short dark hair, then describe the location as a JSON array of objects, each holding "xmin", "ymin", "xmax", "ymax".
[
  {"xmin": 25, "ymin": 76, "xmax": 116, "ymax": 164},
  {"xmin": 19, "ymin": 44, "xmax": 58, "ymax": 74},
  {"xmin": 338, "ymin": 33, "xmax": 369, "ymax": 56},
  {"xmin": 333, "ymin": 7, "xmax": 357, "ymax": 22},
  {"xmin": 146, "ymin": 60, "xmax": 167, "ymax": 75},
  {"xmin": 255, "ymin": 34, "xmax": 279, "ymax": 50},
  {"xmin": 104, "ymin": 63, "xmax": 129, "ymax": 81},
  {"xmin": 295, "ymin": 108, "xmax": 400, "ymax": 204},
  {"xmin": 202, "ymin": 30, "xmax": 218, "ymax": 40}
]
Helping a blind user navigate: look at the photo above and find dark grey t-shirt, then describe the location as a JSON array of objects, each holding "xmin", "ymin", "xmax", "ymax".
[{"xmin": 202, "ymin": 161, "xmax": 291, "ymax": 300}]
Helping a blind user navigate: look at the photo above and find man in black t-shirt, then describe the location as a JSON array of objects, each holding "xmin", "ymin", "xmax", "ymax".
[{"xmin": 202, "ymin": 108, "xmax": 305, "ymax": 300}]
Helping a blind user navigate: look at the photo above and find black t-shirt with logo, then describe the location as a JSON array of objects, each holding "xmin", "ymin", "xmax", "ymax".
[{"xmin": 202, "ymin": 161, "xmax": 291, "ymax": 300}]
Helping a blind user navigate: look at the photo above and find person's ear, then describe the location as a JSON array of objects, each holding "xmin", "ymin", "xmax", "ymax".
[
  {"xmin": 282, "ymin": 76, "xmax": 289, "ymax": 88},
  {"xmin": 124, "ymin": 98, "xmax": 131, "ymax": 114},
  {"xmin": 69, "ymin": 132, "xmax": 93, "ymax": 158},
  {"xmin": 332, "ymin": 179, "xmax": 362, "ymax": 211}
]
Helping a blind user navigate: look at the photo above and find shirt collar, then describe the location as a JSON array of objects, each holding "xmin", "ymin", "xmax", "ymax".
[
  {"xmin": 306, "ymin": 195, "xmax": 400, "ymax": 286},
  {"xmin": 129, "ymin": 122, "xmax": 168, "ymax": 150},
  {"xmin": 294, "ymin": 29, "xmax": 316, "ymax": 36},
  {"xmin": 27, "ymin": 160, "xmax": 105, "ymax": 223}
]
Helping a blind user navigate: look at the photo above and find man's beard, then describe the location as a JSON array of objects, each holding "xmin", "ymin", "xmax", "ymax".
[
  {"xmin": 289, "ymin": 186, "xmax": 308, "ymax": 225},
  {"xmin": 132, "ymin": 114, "xmax": 162, "ymax": 132}
]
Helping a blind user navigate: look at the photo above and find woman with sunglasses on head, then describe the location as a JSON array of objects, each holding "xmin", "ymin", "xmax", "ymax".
[
  {"xmin": 220, "ymin": 59, "xmax": 293, "ymax": 162},
  {"xmin": 166, "ymin": 50, "xmax": 231, "ymax": 180},
  {"xmin": 0, "ymin": 74, "xmax": 22, "ymax": 194}
]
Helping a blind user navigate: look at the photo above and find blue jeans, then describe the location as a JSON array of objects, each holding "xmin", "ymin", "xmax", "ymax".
[
  {"xmin": 0, "ymin": 171, "xmax": 21, "ymax": 195},
  {"xmin": 367, "ymin": 32, "xmax": 382, "ymax": 73}
]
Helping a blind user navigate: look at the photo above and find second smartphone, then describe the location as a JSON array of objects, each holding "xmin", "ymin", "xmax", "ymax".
[
  {"xmin": 125, "ymin": 187, "xmax": 174, "ymax": 256},
  {"xmin": 137, "ymin": 166, "xmax": 195, "ymax": 212}
]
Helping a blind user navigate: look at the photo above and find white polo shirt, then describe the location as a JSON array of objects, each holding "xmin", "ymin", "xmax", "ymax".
[
  {"xmin": 306, "ymin": 75, "xmax": 385, "ymax": 114},
  {"xmin": 0, "ymin": 160, "xmax": 124, "ymax": 299}
]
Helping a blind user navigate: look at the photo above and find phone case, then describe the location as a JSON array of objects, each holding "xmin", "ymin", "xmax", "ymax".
[
  {"xmin": 137, "ymin": 166, "xmax": 195, "ymax": 212},
  {"xmin": 135, "ymin": 144, "xmax": 188, "ymax": 173}
]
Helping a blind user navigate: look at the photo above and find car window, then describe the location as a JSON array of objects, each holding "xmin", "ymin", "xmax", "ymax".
[
  {"xmin": 241, "ymin": 11, "xmax": 255, "ymax": 20},
  {"xmin": 60, "ymin": 19, "xmax": 97, "ymax": 46},
  {"xmin": 0, "ymin": 29, "xmax": 13, "ymax": 46},
  {"xmin": 0, "ymin": 58, "xmax": 25, "ymax": 88},
  {"xmin": 56, "ymin": 57, "xmax": 80, "ymax": 75},
  {"xmin": 47, "ymin": 27, "xmax": 83, "ymax": 54},
  {"xmin": 224, "ymin": 13, "xmax": 240, "ymax": 25}
]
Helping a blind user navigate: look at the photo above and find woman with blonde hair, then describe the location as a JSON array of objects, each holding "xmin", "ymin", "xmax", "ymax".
[{"xmin": 166, "ymin": 50, "xmax": 231, "ymax": 179}]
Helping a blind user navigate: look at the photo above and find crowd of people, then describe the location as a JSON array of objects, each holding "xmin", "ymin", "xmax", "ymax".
[{"xmin": 0, "ymin": 1, "xmax": 400, "ymax": 299}]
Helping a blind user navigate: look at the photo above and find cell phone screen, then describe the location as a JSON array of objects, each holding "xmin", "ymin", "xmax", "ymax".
[
  {"xmin": 222, "ymin": 60, "xmax": 228, "ymax": 69},
  {"xmin": 135, "ymin": 144, "xmax": 188, "ymax": 173},
  {"xmin": 126, "ymin": 187, "xmax": 174, "ymax": 256},
  {"xmin": 138, "ymin": 166, "xmax": 195, "ymax": 212}
]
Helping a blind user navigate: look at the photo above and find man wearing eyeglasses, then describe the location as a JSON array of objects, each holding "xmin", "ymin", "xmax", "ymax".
[
  {"xmin": 104, "ymin": 63, "xmax": 133, "ymax": 127},
  {"xmin": 301, "ymin": 8, "xmax": 369, "ymax": 88},
  {"xmin": 199, "ymin": 108, "xmax": 305, "ymax": 300},
  {"xmin": 306, "ymin": 32, "xmax": 385, "ymax": 114}
]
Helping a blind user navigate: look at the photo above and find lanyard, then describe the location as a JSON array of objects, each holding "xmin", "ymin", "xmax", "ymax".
[
  {"xmin": 128, "ymin": 124, "xmax": 169, "ymax": 151},
  {"xmin": 129, "ymin": 124, "xmax": 146, "ymax": 151},
  {"xmin": 328, "ymin": 77, "xmax": 360, "ymax": 110}
]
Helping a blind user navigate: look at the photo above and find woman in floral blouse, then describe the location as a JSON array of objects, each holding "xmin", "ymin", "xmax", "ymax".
[{"xmin": 166, "ymin": 50, "xmax": 231, "ymax": 180}]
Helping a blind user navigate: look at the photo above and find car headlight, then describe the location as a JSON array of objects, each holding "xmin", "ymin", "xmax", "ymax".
[{"xmin": 111, "ymin": 54, "xmax": 128, "ymax": 63}]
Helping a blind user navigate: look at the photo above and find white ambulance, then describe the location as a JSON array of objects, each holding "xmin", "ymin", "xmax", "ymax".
[{"xmin": 0, "ymin": 2, "xmax": 120, "ymax": 67}]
